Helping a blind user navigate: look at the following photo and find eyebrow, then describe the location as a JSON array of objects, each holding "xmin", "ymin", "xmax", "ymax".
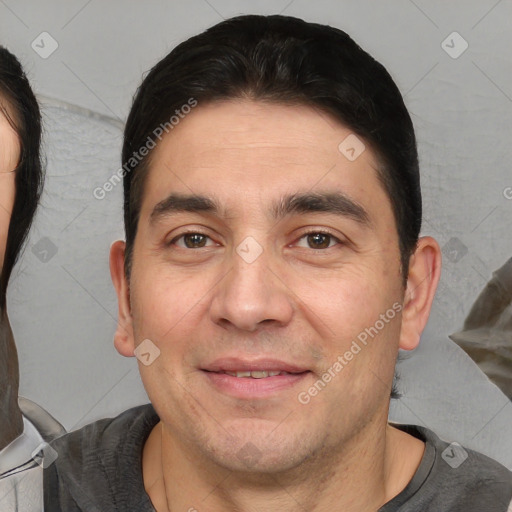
[{"xmin": 150, "ymin": 191, "xmax": 371, "ymax": 227}]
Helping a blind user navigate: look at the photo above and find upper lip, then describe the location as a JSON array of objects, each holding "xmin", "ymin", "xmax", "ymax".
[{"xmin": 202, "ymin": 357, "xmax": 309, "ymax": 374}]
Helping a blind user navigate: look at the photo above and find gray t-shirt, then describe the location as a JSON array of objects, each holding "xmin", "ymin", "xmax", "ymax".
[{"xmin": 44, "ymin": 404, "xmax": 512, "ymax": 511}]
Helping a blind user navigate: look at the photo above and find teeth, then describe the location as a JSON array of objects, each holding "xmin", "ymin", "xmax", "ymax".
[
  {"xmin": 251, "ymin": 371, "xmax": 270, "ymax": 379},
  {"xmin": 224, "ymin": 370, "xmax": 286, "ymax": 378}
]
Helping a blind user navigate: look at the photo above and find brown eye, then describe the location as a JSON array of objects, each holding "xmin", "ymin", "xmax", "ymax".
[
  {"xmin": 307, "ymin": 233, "xmax": 332, "ymax": 249},
  {"xmin": 295, "ymin": 231, "xmax": 340, "ymax": 250},
  {"xmin": 170, "ymin": 232, "xmax": 214, "ymax": 249},
  {"xmin": 183, "ymin": 233, "xmax": 208, "ymax": 248}
]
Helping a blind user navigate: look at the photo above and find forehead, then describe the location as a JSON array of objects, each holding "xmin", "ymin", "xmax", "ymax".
[{"xmin": 141, "ymin": 99, "xmax": 389, "ymax": 219}]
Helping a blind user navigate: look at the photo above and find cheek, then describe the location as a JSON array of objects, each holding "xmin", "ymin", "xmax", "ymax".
[
  {"xmin": 291, "ymin": 265, "xmax": 403, "ymax": 395},
  {"xmin": 130, "ymin": 264, "xmax": 211, "ymax": 344},
  {"xmin": 0, "ymin": 212, "xmax": 8, "ymax": 267},
  {"xmin": 292, "ymin": 265, "xmax": 392, "ymax": 339},
  {"xmin": 0, "ymin": 175, "xmax": 15, "ymax": 268}
]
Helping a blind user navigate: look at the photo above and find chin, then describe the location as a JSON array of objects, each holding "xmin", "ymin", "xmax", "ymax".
[
  {"xmin": 204, "ymin": 424, "xmax": 315, "ymax": 474},
  {"xmin": 215, "ymin": 447, "xmax": 307, "ymax": 474}
]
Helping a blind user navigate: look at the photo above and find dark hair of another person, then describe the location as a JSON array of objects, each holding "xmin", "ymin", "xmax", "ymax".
[
  {"xmin": 122, "ymin": 14, "xmax": 422, "ymax": 284},
  {"xmin": 0, "ymin": 47, "xmax": 44, "ymax": 310}
]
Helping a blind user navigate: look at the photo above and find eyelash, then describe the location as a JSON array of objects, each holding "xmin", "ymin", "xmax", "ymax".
[
  {"xmin": 168, "ymin": 229, "xmax": 343, "ymax": 250},
  {"xmin": 295, "ymin": 229, "xmax": 343, "ymax": 249}
]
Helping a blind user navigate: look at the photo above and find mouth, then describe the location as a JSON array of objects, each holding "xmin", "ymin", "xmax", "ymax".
[
  {"xmin": 201, "ymin": 358, "xmax": 311, "ymax": 398},
  {"xmin": 218, "ymin": 370, "xmax": 300, "ymax": 379}
]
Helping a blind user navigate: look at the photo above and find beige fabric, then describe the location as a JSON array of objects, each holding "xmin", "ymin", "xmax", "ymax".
[
  {"xmin": 450, "ymin": 257, "xmax": 512, "ymax": 399},
  {"xmin": 18, "ymin": 397, "xmax": 66, "ymax": 443},
  {"xmin": 0, "ymin": 417, "xmax": 44, "ymax": 512}
]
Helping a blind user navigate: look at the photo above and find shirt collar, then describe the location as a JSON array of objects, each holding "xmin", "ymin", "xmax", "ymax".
[{"xmin": 0, "ymin": 416, "xmax": 44, "ymax": 476}]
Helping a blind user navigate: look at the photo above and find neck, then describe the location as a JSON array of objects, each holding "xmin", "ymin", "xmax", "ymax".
[
  {"xmin": 143, "ymin": 411, "xmax": 425, "ymax": 512},
  {"xmin": 0, "ymin": 307, "xmax": 23, "ymax": 451}
]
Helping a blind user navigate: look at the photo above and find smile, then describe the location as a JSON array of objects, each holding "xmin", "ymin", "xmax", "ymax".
[
  {"xmin": 221, "ymin": 370, "xmax": 295, "ymax": 378},
  {"xmin": 202, "ymin": 366, "xmax": 310, "ymax": 399}
]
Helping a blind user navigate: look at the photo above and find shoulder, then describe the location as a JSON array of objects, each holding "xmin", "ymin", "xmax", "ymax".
[
  {"xmin": 51, "ymin": 403, "xmax": 158, "ymax": 460},
  {"xmin": 391, "ymin": 424, "xmax": 512, "ymax": 511},
  {"xmin": 44, "ymin": 404, "xmax": 159, "ymax": 512},
  {"xmin": 418, "ymin": 425, "xmax": 512, "ymax": 481}
]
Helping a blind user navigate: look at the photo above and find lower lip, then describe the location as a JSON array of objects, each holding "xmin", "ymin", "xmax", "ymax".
[{"xmin": 202, "ymin": 371, "xmax": 310, "ymax": 399}]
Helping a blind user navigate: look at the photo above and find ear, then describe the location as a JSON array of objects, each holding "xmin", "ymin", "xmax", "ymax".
[
  {"xmin": 110, "ymin": 240, "xmax": 135, "ymax": 357},
  {"xmin": 399, "ymin": 236, "xmax": 442, "ymax": 351}
]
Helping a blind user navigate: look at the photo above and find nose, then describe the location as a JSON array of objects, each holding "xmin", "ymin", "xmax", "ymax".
[{"xmin": 209, "ymin": 244, "xmax": 294, "ymax": 332}]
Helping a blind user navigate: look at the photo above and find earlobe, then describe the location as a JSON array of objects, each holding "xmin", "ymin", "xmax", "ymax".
[
  {"xmin": 399, "ymin": 236, "xmax": 442, "ymax": 351},
  {"xmin": 110, "ymin": 240, "xmax": 135, "ymax": 357}
]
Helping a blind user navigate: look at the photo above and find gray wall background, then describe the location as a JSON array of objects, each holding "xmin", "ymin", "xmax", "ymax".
[{"xmin": 1, "ymin": 0, "xmax": 511, "ymax": 467}]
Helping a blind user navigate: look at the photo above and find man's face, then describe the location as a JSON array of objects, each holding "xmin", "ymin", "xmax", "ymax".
[
  {"xmin": 0, "ymin": 106, "xmax": 18, "ymax": 270},
  {"xmin": 120, "ymin": 99, "xmax": 408, "ymax": 471}
]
